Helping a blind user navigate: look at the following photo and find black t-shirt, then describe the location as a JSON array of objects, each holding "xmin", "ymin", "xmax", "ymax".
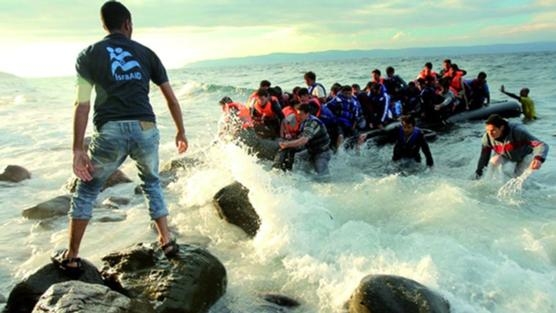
[{"xmin": 76, "ymin": 33, "xmax": 168, "ymax": 129}]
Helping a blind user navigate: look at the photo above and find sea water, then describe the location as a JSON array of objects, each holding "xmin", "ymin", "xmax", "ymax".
[{"xmin": 1, "ymin": 51, "xmax": 556, "ymax": 312}]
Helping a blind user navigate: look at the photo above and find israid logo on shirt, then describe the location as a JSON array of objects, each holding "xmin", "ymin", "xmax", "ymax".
[{"xmin": 106, "ymin": 47, "xmax": 142, "ymax": 81}]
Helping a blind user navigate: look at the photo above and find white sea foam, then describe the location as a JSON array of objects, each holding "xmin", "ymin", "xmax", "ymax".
[{"xmin": 1, "ymin": 52, "xmax": 556, "ymax": 312}]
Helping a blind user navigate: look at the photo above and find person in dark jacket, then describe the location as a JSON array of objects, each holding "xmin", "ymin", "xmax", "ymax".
[
  {"xmin": 475, "ymin": 114, "xmax": 548, "ymax": 178},
  {"xmin": 392, "ymin": 115, "xmax": 434, "ymax": 167}
]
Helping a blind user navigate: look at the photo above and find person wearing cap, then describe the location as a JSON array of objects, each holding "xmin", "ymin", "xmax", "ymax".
[
  {"xmin": 279, "ymin": 103, "xmax": 331, "ymax": 176},
  {"xmin": 474, "ymin": 114, "xmax": 548, "ymax": 179}
]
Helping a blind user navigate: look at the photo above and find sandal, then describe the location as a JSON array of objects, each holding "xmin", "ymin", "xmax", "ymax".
[
  {"xmin": 50, "ymin": 249, "xmax": 84, "ymax": 278},
  {"xmin": 161, "ymin": 239, "xmax": 180, "ymax": 258}
]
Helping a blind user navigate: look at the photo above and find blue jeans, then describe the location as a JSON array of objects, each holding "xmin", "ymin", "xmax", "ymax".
[
  {"xmin": 296, "ymin": 149, "xmax": 331, "ymax": 176},
  {"xmin": 70, "ymin": 120, "xmax": 167, "ymax": 220}
]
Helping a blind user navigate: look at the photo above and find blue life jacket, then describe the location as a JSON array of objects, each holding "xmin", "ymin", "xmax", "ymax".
[
  {"xmin": 330, "ymin": 95, "xmax": 357, "ymax": 128},
  {"xmin": 399, "ymin": 126, "xmax": 421, "ymax": 147},
  {"xmin": 308, "ymin": 82, "xmax": 327, "ymax": 96},
  {"xmin": 318, "ymin": 105, "xmax": 337, "ymax": 126}
]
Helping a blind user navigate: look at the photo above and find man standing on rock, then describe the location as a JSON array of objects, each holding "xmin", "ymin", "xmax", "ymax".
[{"xmin": 53, "ymin": 1, "xmax": 187, "ymax": 276}]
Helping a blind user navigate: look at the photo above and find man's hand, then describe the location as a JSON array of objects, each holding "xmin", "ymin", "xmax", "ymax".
[
  {"xmin": 73, "ymin": 150, "xmax": 94, "ymax": 181},
  {"xmin": 176, "ymin": 133, "xmax": 188, "ymax": 154},
  {"xmin": 357, "ymin": 134, "xmax": 367, "ymax": 145},
  {"xmin": 279, "ymin": 141, "xmax": 288, "ymax": 150},
  {"xmin": 530, "ymin": 158, "xmax": 543, "ymax": 170}
]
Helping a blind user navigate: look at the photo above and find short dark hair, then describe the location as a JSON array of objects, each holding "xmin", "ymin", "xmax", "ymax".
[
  {"xmin": 400, "ymin": 115, "xmax": 415, "ymax": 126},
  {"xmin": 330, "ymin": 83, "xmax": 342, "ymax": 94},
  {"xmin": 478, "ymin": 72, "xmax": 487, "ymax": 80},
  {"xmin": 260, "ymin": 80, "xmax": 271, "ymax": 88},
  {"xmin": 386, "ymin": 66, "xmax": 394, "ymax": 74},
  {"xmin": 298, "ymin": 102, "xmax": 312, "ymax": 113},
  {"xmin": 425, "ymin": 62, "xmax": 433, "ymax": 69},
  {"xmin": 256, "ymin": 88, "xmax": 269, "ymax": 98},
  {"xmin": 297, "ymin": 87, "xmax": 309, "ymax": 96},
  {"xmin": 269, "ymin": 86, "xmax": 282, "ymax": 97},
  {"xmin": 219, "ymin": 96, "xmax": 232, "ymax": 105},
  {"xmin": 485, "ymin": 114, "xmax": 508, "ymax": 128},
  {"xmin": 304, "ymin": 71, "xmax": 316, "ymax": 81},
  {"xmin": 443, "ymin": 59, "xmax": 452, "ymax": 64},
  {"xmin": 372, "ymin": 69, "xmax": 381, "ymax": 76},
  {"xmin": 101, "ymin": 1, "xmax": 131, "ymax": 31},
  {"xmin": 341, "ymin": 85, "xmax": 352, "ymax": 93}
]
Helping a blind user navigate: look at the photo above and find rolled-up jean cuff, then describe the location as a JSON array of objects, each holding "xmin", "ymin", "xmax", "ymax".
[
  {"xmin": 150, "ymin": 210, "xmax": 169, "ymax": 220},
  {"xmin": 69, "ymin": 207, "xmax": 93, "ymax": 220},
  {"xmin": 69, "ymin": 194, "xmax": 94, "ymax": 220}
]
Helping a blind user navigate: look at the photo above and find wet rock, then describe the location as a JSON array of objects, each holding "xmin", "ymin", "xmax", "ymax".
[
  {"xmin": 161, "ymin": 156, "xmax": 200, "ymax": 173},
  {"xmin": 134, "ymin": 185, "xmax": 143, "ymax": 195},
  {"xmin": 101, "ymin": 196, "xmax": 130, "ymax": 209},
  {"xmin": 101, "ymin": 242, "xmax": 227, "ymax": 313},
  {"xmin": 0, "ymin": 165, "xmax": 31, "ymax": 183},
  {"xmin": 157, "ymin": 156, "xmax": 202, "ymax": 188},
  {"xmin": 22, "ymin": 195, "xmax": 71, "ymax": 220},
  {"xmin": 261, "ymin": 293, "xmax": 300, "ymax": 308},
  {"xmin": 213, "ymin": 181, "xmax": 261, "ymax": 237},
  {"xmin": 65, "ymin": 169, "xmax": 132, "ymax": 193},
  {"xmin": 93, "ymin": 210, "xmax": 127, "ymax": 223},
  {"xmin": 4, "ymin": 259, "xmax": 104, "ymax": 313},
  {"xmin": 347, "ymin": 274, "xmax": 450, "ymax": 313},
  {"xmin": 31, "ymin": 280, "xmax": 154, "ymax": 313}
]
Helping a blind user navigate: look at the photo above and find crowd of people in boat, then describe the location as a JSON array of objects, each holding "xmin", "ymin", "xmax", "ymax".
[{"xmin": 217, "ymin": 59, "xmax": 540, "ymax": 177}]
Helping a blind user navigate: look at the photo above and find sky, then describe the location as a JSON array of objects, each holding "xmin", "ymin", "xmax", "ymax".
[{"xmin": 0, "ymin": 0, "xmax": 555, "ymax": 77}]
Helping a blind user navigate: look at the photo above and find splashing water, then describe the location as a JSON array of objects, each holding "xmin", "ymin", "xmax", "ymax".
[{"xmin": 497, "ymin": 168, "xmax": 533, "ymax": 199}]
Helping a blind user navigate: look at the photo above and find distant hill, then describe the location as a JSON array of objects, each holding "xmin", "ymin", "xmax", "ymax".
[{"xmin": 185, "ymin": 41, "xmax": 556, "ymax": 69}]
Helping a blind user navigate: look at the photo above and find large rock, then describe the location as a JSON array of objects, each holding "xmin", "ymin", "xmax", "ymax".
[
  {"xmin": 347, "ymin": 274, "xmax": 450, "ymax": 313},
  {"xmin": 31, "ymin": 281, "xmax": 154, "ymax": 313},
  {"xmin": 160, "ymin": 156, "xmax": 202, "ymax": 187},
  {"xmin": 0, "ymin": 165, "xmax": 31, "ymax": 183},
  {"xmin": 101, "ymin": 242, "xmax": 227, "ymax": 313},
  {"xmin": 4, "ymin": 259, "xmax": 104, "ymax": 313},
  {"xmin": 22, "ymin": 195, "xmax": 71, "ymax": 220},
  {"xmin": 65, "ymin": 169, "xmax": 132, "ymax": 193},
  {"xmin": 213, "ymin": 181, "xmax": 261, "ymax": 237}
]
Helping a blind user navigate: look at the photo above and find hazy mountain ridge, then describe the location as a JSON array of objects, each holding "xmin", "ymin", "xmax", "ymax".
[{"xmin": 185, "ymin": 41, "xmax": 556, "ymax": 68}]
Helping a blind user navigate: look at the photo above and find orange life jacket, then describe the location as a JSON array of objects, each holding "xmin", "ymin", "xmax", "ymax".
[
  {"xmin": 252, "ymin": 97, "xmax": 276, "ymax": 120},
  {"xmin": 281, "ymin": 106, "xmax": 301, "ymax": 138},
  {"xmin": 309, "ymin": 97, "xmax": 322, "ymax": 117},
  {"xmin": 450, "ymin": 71, "xmax": 465, "ymax": 94},
  {"xmin": 223, "ymin": 102, "xmax": 253, "ymax": 129},
  {"xmin": 417, "ymin": 68, "xmax": 437, "ymax": 81}
]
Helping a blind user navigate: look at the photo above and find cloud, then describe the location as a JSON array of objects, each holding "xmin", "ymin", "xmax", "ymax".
[
  {"xmin": 535, "ymin": 0, "xmax": 556, "ymax": 6},
  {"xmin": 391, "ymin": 31, "xmax": 409, "ymax": 42}
]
